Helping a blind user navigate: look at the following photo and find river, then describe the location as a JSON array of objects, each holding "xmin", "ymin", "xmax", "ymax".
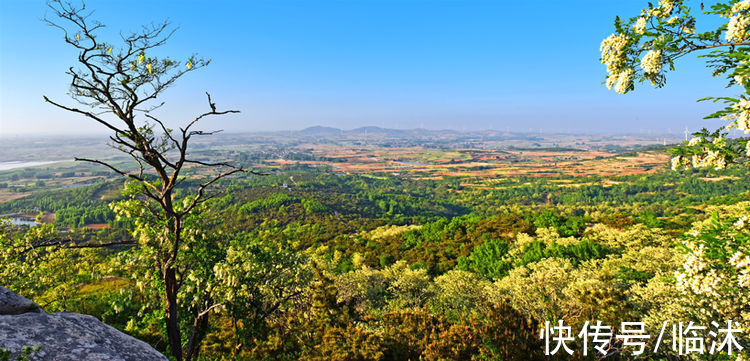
[{"xmin": 0, "ymin": 161, "xmax": 61, "ymax": 171}]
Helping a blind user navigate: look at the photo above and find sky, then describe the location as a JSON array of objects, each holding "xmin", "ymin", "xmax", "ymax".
[{"xmin": 0, "ymin": 0, "xmax": 741, "ymax": 135}]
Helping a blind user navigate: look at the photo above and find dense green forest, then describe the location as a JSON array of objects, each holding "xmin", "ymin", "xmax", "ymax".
[{"xmin": 2, "ymin": 160, "xmax": 749, "ymax": 360}]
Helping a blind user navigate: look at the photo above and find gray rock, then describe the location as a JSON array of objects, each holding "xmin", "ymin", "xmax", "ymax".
[
  {"xmin": 0, "ymin": 287, "xmax": 42, "ymax": 315},
  {"xmin": 0, "ymin": 287, "xmax": 167, "ymax": 361}
]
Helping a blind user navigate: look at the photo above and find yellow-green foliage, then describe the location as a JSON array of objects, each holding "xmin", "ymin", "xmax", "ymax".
[
  {"xmin": 366, "ymin": 224, "xmax": 421, "ymax": 241},
  {"xmin": 428, "ymin": 270, "xmax": 490, "ymax": 317},
  {"xmin": 490, "ymin": 257, "xmax": 575, "ymax": 323},
  {"xmin": 491, "ymin": 223, "xmax": 680, "ymax": 329},
  {"xmin": 337, "ymin": 261, "xmax": 431, "ymax": 312}
]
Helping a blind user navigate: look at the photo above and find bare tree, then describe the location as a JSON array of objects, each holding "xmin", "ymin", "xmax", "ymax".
[{"xmin": 43, "ymin": 1, "xmax": 255, "ymax": 359}]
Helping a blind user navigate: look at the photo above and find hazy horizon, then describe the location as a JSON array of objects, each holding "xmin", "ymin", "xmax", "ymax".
[{"xmin": 0, "ymin": 124, "xmax": 703, "ymax": 139}]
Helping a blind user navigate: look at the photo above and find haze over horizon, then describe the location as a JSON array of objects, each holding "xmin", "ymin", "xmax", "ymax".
[{"xmin": 0, "ymin": 0, "xmax": 741, "ymax": 136}]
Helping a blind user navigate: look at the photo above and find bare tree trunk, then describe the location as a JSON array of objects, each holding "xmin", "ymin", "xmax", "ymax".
[
  {"xmin": 185, "ymin": 310, "xmax": 210, "ymax": 361},
  {"xmin": 164, "ymin": 267, "xmax": 183, "ymax": 361}
]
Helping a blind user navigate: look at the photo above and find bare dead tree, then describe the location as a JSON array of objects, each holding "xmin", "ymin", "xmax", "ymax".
[{"xmin": 43, "ymin": 1, "xmax": 256, "ymax": 359}]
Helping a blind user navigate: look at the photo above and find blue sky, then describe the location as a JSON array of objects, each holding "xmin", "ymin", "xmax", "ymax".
[{"xmin": 0, "ymin": 0, "xmax": 739, "ymax": 135}]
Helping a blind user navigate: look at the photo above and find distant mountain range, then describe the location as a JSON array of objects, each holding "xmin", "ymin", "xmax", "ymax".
[
  {"xmin": 294, "ymin": 125, "xmax": 554, "ymax": 141},
  {"xmin": 297, "ymin": 125, "xmax": 473, "ymax": 137}
]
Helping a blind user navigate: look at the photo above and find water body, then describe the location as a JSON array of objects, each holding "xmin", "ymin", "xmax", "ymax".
[
  {"xmin": 8, "ymin": 216, "xmax": 37, "ymax": 227},
  {"xmin": 0, "ymin": 161, "xmax": 61, "ymax": 171}
]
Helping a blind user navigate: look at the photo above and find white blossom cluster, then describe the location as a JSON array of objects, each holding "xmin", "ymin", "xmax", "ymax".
[
  {"xmin": 677, "ymin": 207, "xmax": 750, "ymax": 304},
  {"xmin": 671, "ymin": 137, "xmax": 728, "ymax": 170},
  {"xmin": 692, "ymin": 150, "xmax": 728, "ymax": 169},
  {"xmin": 735, "ymin": 215, "xmax": 749, "ymax": 230},
  {"xmin": 601, "ymin": 34, "xmax": 632, "ymax": 93},
  {"xmin": 601, "ymin": 1, "xmax": 684, "ymax": 94},
  {"xmin": 649, "ymin": 0, "xmax": 676, "ymax": 18},
  {"xmin": 614, "ymin": 68, "xmax": 634, "ymax": 94},
  {"xmin": 675, "ymin": 242, "xmax": 724, "ymax": 295},
  {"xmin": 727, "ymin": 1, "xmax": 750, "ymax": 42},
  {"xmin": 670, "ymin": 155, "xmax": 686, "ymax": 170},
  {"xmin": 601, "ymin": 33, "xmax": 629, "ymax": 74},
  {"xmin": 724, "ymin": 98, "xmax": 750, "ymax": 133},
  {"xmin": 727, "ymin": 15, "xmax": 750, "ymax": 42},
  {"xmin": 729, "ymin": 250, "xmax": 750, "ymax": 287},
  {"xmin": 641, "ymin": 49, "xmax": 662, "ymax": 74},
  {"xmin": 733, "ymin": 0, "xmax": 750, "ymax": 14},
  {"xmin": 659, "ymin": 0, "xmax": 675, "ymax": 15},
  {"xmin": 634, "ymin": 17, "xmax": 648, "ymax": 34}
]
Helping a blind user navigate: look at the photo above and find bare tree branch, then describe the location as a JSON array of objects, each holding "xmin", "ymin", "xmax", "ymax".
[
  {"xmin": 43, "ymin": 96, "xmax": 126, "ymax": 135},
  {"xmin": 44, "ymin": 2, "xmax": 260, "ymax": 359}
]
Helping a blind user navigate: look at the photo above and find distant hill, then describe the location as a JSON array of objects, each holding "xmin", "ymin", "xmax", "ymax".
[
  {"xmin": 290, "ymin": 126, "xmax": 532, "ymax": 141},
  {"xmin": 298, "ymin": 126, "xmax": 343, "ymax": 136}
]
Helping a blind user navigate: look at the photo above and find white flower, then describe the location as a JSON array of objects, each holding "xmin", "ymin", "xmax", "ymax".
[
  {"xmin": 606, "ymin": 73, "xmax": 618, "ymax": 90},
  {"xmin": 634, "ymin": 17, "xmax": 648, "ymax": 34},
  {"xmin": 730, "ymin": 251, "xmax": 746, "ymax": 266},
  {"xmin": 732, "ymin": 0, "xmax": 750, "ymax": 13},
  {"xmin": 666, "ymin": 16, "xmax": 679, "ymax": 24},
  {"xmin": 729, "ymin": 250, "xmax": 750, "ymax": 287},
  {"xmin": 688, "ymin": 137, "xmax": 702, "ymax": 146},
  {"xmin": 740, "ymin": 268, "xmax": 750, "ymax": 287},
  {"xmin": 671, "ymin": 156, "xmax": 682, "ymax": 170},
  {"xmin": 692, "ymin": 155, "xmax": 703, "ymax": 168},
  {"xmin": 727, "ymin": 14, "xmax": 750, "ymax": 42},
  {"xmin": 725, "ymin": 98, "xmax": 750, "ymax": 133},
  {"xmin": 615, "ymin": 68, "xmax": 634, "ymax": 94},
  {"xmin": 734, "ymin": 216, "xmax": 749, "ymax": 230},
  {"xmin": 601, "ymin": 33, "xmax": 630, "ymax": 75},
  {"xmin": 641, "ymin": 50, "xmax": 662, "ymax": 74},
  {"xmin": 657, "ymin": 0, "xmax": 675, "ymax": 18},
  {"xmin": 714, "ymin": 155, "xmax": 727, "ymax": 169},
  {"xmin": 691, "ymin": 150, "xmax": 727, "ymax": 169}
]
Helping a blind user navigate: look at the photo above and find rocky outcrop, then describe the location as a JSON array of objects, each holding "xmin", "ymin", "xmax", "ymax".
[
  {"xmin": 0, "ymin": 287, "xmax": 167, "ymax": 361},
  {"xmin": 0, "ymin": 287, "xmax": 42, "ymax": 315}
]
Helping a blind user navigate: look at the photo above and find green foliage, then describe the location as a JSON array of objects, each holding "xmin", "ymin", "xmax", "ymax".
[
  {"xmin": 301, "ymin": 198, "xmax": 328, "ymax": 215},
  {"xmin": 456, "ymin": 239, "xmax": 511, "ymax": 279},
  {"xmin": 518, "ymin": 240, "xmax": 609, "ymax": 267},
  {"xmin": 378, "ymin": 254, "xmax": 394, "ymax": 268},
  {"xmin": 240, "ymin": 193, "xmax": 301, "ymax": 213},
  {"xmin": 532, "ymin": 209, "xmax": 587, "ymax": 237},
  {"xmin": 0, "ymin": 346, "xmax": 40, "ymax": 361}
]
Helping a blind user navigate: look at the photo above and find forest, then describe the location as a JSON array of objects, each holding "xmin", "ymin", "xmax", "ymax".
[{"xmin": 1, "ymin": 153, "xmax": 749, "ymax": 360}]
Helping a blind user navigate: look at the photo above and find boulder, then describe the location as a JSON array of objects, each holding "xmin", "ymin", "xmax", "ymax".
[
  {"xmin": 0, "ymin": 287, "xmax": 42, "ymax": 315},
  {"xmin": 0, "ymin": 286, "xmax": 167, "ymax": 361}
]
